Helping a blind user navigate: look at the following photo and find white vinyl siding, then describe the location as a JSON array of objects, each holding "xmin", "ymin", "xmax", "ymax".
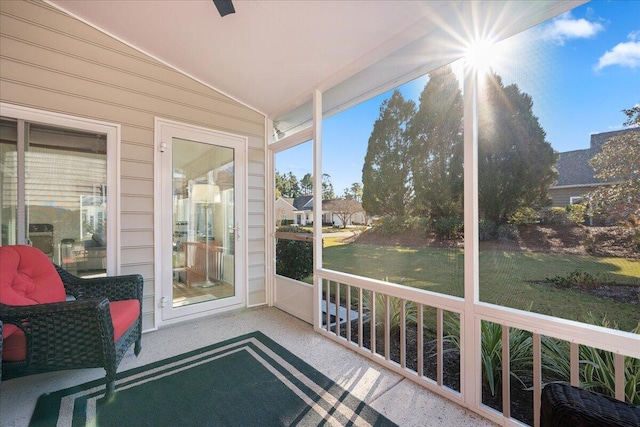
[{"xmin": 0, "ymin": 0, "xmax": 266, "ymax": 330}]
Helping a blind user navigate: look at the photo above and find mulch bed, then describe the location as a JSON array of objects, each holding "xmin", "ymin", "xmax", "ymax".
[
  {"xmin": 353, "ymin": 224, "xmax": 640, "ymax": 259},
  {"xmin": 536, "ymin": 282, "xmax": 640, "ymax": 305}
]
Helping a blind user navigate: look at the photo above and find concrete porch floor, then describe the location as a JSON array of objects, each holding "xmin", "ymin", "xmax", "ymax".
[{"xmin": 0, "ymin": 307, "xmax": 495, "ymax": 426}]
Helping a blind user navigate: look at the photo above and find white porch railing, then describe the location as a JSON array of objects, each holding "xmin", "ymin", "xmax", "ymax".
[{"xmin": 315, "ymin": 269, "xmax": 640, "ymax": 427}]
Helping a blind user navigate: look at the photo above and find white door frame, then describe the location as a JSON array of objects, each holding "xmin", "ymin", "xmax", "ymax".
[
  {"xmin": 154, "ymin": 118, "xmax": 247, "ymax": 326},
  {"xmin": 0, "ymin": 102, "xmax": 120, "ymax": 273},
  {"xmin": 266, "ymin": 124, "xmax": 315, "ymax": 323}
]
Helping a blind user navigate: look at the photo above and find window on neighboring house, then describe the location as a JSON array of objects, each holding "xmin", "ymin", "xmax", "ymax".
[{"xmin": 570, "ymin": 196, "xmax": 583, "ymax": 205}]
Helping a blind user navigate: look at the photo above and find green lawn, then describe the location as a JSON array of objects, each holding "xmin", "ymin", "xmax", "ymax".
[
  {"xmin": 321, "ymin": 243, "xmax": 640, "ymax": 331},
  {"xmin": 300, "ymin": 225, "xmax": 368, "ymax": 234}
]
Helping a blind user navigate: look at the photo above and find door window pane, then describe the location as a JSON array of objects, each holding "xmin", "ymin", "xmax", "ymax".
[{"xmin": 172, "ymin": 138, "xmax": 235, "ymax": 307}]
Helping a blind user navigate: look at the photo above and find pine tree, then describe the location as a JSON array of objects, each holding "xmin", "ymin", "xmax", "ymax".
[
  {"xmin": 477, "ymin": 73, "xmax": 557, "ymax": 224},
  {"xmin": 321, "ymin": 174, "xmax": 335, "ymax": 199},
  {"xmin": 362, "ymin": 90, "xmax": 415, "ymax": 217},
  {"xmin": 300, "ymin": 173, "xmax": 313, "ymax": 195},
  {"xmin": 408, "ymin": 65, "xmax": 464, "ymax": 219}
]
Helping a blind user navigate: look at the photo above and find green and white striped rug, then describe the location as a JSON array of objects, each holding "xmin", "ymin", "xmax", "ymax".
[{"xmin": 30, "ymin": 331, "xmax": 396, "ymax": 426}]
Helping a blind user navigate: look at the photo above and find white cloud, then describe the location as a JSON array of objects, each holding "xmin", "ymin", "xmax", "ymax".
[
  {"xmin": 541, "ymin": 12, "xmax": 604, "ymax": 45},
  {"xmin": 595, "ymin": 32, "xmax": 640, "ymax": 71}
]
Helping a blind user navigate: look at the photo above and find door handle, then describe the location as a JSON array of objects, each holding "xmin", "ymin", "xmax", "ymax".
[{"xmin": 232, "ymin": 222, "xmax": 240, "ymax": 241}]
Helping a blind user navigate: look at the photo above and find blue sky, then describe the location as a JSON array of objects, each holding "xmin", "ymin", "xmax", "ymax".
[{"xmin": 277, "ymin": 1, "xmax": 640, "ymax": 196}]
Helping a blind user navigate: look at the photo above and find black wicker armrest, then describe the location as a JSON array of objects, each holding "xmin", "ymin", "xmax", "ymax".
[
  {"xmin": 541, "ymin": 382, "xmax": 640, "ymax": 427},
  {"xmin": 0, "ymin": 299, "xmax": 113, "ymax": 334},
  {"xmin": 55, "ymin": 265, "xmax": 143, "ymax": 303},
  {"xmin": 0, "ymin": 299, "xmax": 114, "ymax": 367}
]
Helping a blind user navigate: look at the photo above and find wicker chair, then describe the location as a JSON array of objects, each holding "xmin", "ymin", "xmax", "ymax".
[
  {"xmin": 0, "ymin": 245, "xmax": 143, "ymax": 397},
  {"xmin": 541, "ymin": 382, "xmax": 640, "ymax": 427}
]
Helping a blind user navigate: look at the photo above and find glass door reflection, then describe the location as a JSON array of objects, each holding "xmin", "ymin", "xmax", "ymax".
[{"xmin": 172, "ymin": 138, "xmax": 235, "ymax": 308}]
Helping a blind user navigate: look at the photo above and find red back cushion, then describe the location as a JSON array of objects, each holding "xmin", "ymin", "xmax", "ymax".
[{"xmin": 1, "ymin": 245, "xmax": 65, "ymax": 343}]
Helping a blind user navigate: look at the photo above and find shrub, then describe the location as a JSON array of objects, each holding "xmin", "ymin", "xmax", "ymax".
[
  {"xmin": 541, "ymin": 313, "xmax": 640, "ymax": 404},
  {"xmin": 406, "ymin": 216, "xmax": 430, "ymax": 232},
  {"xmin": 444, "ymin": 312, "xmax": 640, "ymax": 404},
  {"xmin": 540, "ymin": 207, "xmax": 568, "ymax": 225},
  {"xmin": 497, "ymin": 223, "xmax": 518, "ymax": 241},
  {"xmin": 632, "ymin": 226, "xmax": 640, "ymax": 252},
  {"xmin": 546, "ymin": 269, "xmax": 603, "ymax": 289},
  {"xmin": 509, "ymin": 207, "xmax": 540, "ymax": 225},
  {"xmin": 379, "ymin": 215, "xmax": 407, "ymax": 235},
  {"xmin": 479, "ymin": 219, "xmax": 498, "ymax": 241},
  {"xmin": 444, "ymin": 316, "xmax": 533, "ymax": 397},
  {"xmin": 567, "ymin": 204, "xmax": 587, "ymax": 225},
  {"xmin": 432, "ymin": 216, "xmax": 463, "ymax": 240},
  {"xmin": 361, "ymin": 289, "xmax": 417, "ymax": 337},
  {"xmin": 275, "ymin": 226, "xmax": 313, "ymax": 280}
]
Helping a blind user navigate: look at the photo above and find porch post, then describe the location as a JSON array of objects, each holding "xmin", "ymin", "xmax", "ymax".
[
  {"xmin": 463, "ymin": 60, "xmax": 480, "ymax": 409},
  {"xmin": 312, "ymin": 90, "xmax": 323, "ymax": 331},
  {"xmin": 265, "ymin": 118, "xmax": 275, "ymax": 306}
]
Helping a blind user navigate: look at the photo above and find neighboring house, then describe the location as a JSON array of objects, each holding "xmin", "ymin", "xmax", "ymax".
[
  {"xmin": 549, "ymin": 128, "xmax": 639, "ymax": 207},
  {"xmin": 275, "ymin": 195, "xmax": 314, "ymax": 225},
  {"xmin": 275, "ymin": 197, "xmax": 295, "ymax": 225},
  {"xmin": 275, "ymin": 196, "xmax": 367, "ymax": 227}
]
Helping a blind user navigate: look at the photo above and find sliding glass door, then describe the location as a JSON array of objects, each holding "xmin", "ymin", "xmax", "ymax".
[{"xmin": 0, "ymin": 117, "xmax": 108, "ymax": 277}]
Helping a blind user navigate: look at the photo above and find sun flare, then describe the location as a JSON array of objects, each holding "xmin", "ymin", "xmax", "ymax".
[{"xmin": 465, "ymin": 38, "xmax": 500, "ymax": 74}]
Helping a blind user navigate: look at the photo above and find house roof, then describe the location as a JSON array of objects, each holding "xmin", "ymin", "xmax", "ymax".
[
  {"xmin": 278, "ymin": 196, "xmax": 364, "ymax": 212},
  {"xmin": 554, "ymin": 149, "xmax": 602, "ymax": 187},
  {"xmin": 553, "ymin": 128, "xmax": 639, "ymax": 188},
  {"xmin": 49, "ymin": 1, "xmax": 580, "ymax": 136},
  {"xmin": 292, "ymin": 195, "xmax": 314, "ymax": 211}
]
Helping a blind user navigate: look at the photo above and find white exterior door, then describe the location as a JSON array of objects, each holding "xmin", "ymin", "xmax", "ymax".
[{"xmin": 157, "ymin": 119, "xmax": 246, "ymax": 323}]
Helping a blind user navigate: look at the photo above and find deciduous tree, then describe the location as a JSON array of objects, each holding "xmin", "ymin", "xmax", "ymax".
[
  {"xmin": 587, "ymin": 107, "xmax": 640, "ymax": 223},
  {"xmin": 324, "ymin": 198, "xmax": 363, "ymax": 228}
]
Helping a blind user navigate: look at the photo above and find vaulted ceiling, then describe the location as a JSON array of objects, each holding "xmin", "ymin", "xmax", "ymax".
[{"xmin": 49, "ymin": 0, "xmax": 582, "ymax": 135}]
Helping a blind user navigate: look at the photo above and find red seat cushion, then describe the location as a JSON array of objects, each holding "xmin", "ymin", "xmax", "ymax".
[
  {"xmin": 2, "ymin": 329, "xmax": 27, "ymax": 362},
  {"xmin": 0, "ymin": 245, "xmax": 66, "ymax": 306},
  {"xmin": 1, "ymin": 245, "xmax": 66, "ymax": 356},
  {"xmin": 110, "ymin": 300, "xmax": 140, "ymax": 341}
]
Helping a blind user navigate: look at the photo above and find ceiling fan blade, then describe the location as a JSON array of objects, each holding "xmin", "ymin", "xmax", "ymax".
[{"xmin": 213, "ymin": 0, "xmax": 235, "ymax": 17}]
